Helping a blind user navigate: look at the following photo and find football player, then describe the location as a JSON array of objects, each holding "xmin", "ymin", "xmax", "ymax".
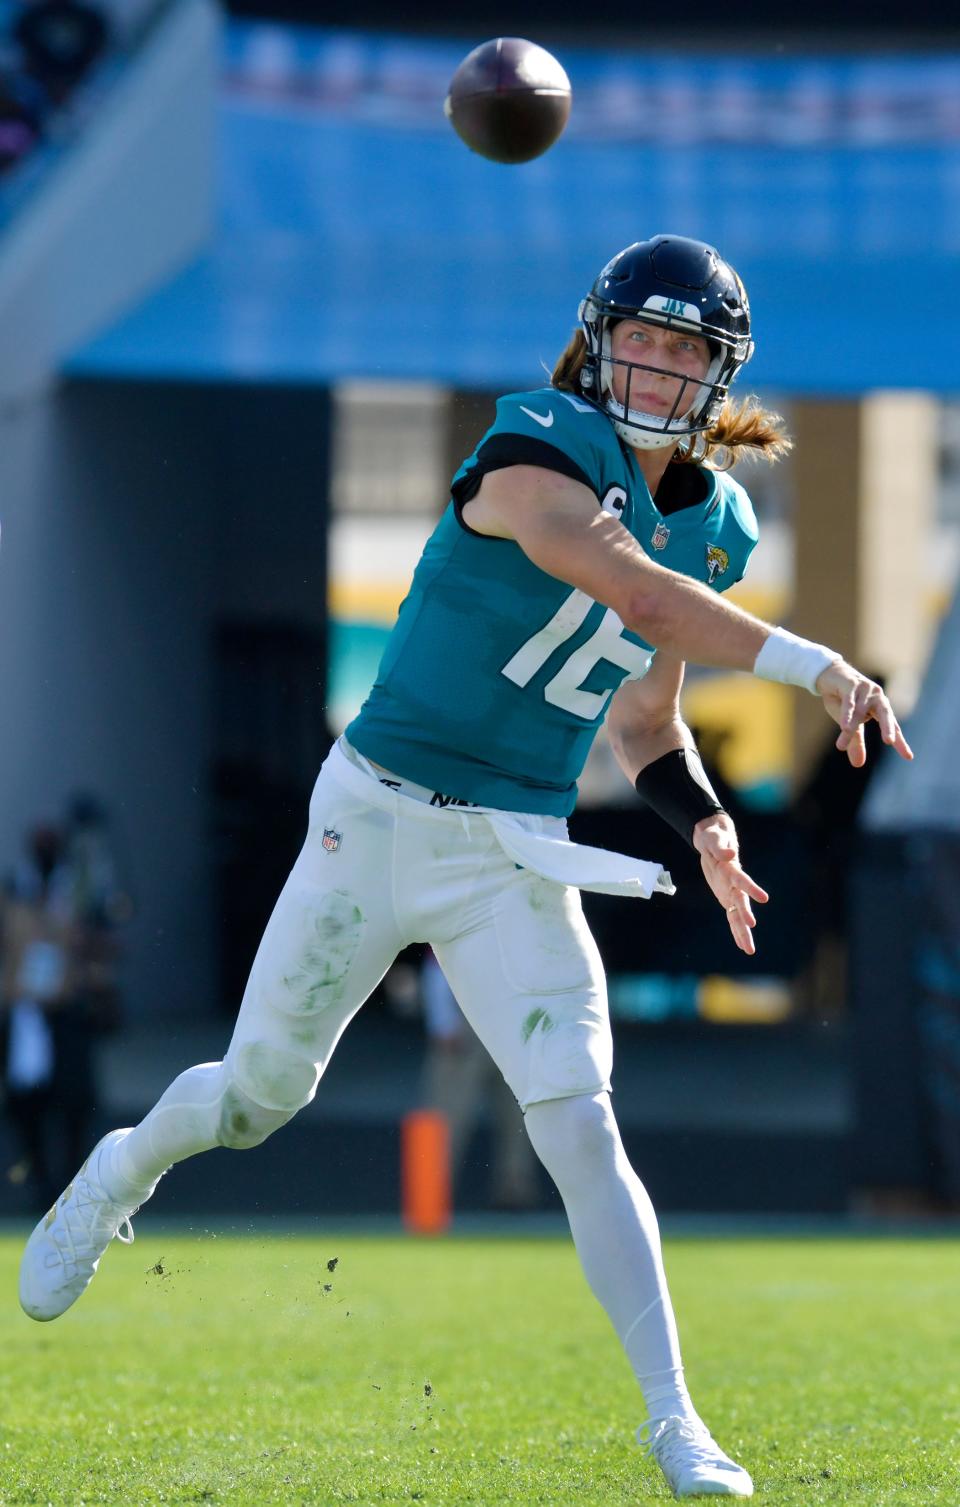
[{"xmin": 21, "ymin": 236, "xmax": 910, "ymax": 1499}]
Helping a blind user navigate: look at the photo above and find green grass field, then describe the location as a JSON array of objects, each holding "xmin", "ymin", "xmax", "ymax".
[{"xmin": 0, "ymin": 1229, "xmax": 957, "ymax": 1505}]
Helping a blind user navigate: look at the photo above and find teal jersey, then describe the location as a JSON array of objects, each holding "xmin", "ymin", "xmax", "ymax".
[{"xmin": 346, "ymin": 387, "xmax": 758, "ymax": 816}]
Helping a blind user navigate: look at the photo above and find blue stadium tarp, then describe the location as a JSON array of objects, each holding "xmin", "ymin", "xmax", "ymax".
[{"xmin": 69, "ymin": 26, "xmax": 960, "ymax": 393}]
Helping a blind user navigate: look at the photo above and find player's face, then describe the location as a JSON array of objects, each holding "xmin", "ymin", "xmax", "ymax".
[{"xmin": 608, "ymin": 319, "xmax": 711, "ymax": 418}]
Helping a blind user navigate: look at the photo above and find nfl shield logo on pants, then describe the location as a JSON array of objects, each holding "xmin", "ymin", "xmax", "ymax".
[{"xmin": 322, "ymin": 828, "xmax": 342, "ymax": 853}]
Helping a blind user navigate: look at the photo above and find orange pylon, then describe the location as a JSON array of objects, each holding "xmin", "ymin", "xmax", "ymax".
[{"xmin": 401, "ymin": 1110, "xmax": 452, "ymax": 1234}]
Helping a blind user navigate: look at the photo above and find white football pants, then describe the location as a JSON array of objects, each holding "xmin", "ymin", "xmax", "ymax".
[
  {"xmin": 109, "ymin": 739, "xmax": 694, "ymax": 1424},
  {"xmin": 225, "ymin": 736, "xmax": 619, "ymax": 1130}
]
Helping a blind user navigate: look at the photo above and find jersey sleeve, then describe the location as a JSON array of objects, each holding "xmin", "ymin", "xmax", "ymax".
[
  {"xmin": 450, "ymin": 389, "xmax": 607, "ymax": 520},
  {"xmin": 714, "ymin": 475, "xmax": 759, "ymax": 590}
]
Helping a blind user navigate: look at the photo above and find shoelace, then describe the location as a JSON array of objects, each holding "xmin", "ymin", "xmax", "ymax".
[
  {"xmin": 46, "ymin": 1174, "xmax": 137, "ymax": 1278},
  {"xmin": 642, "ymin": 1417, "xmax": 725, "ymax": 1472}
]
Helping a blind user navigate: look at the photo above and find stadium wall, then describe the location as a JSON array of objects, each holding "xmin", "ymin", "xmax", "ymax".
[{"xmin": 0, "ymin": 377, "xmax": 331, "ymax": 1022}]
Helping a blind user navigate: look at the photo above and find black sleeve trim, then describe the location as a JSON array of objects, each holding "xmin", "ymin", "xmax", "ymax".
[{"xmin": 451, "ymin": 433, "xmax": 595, "ymax": 536}]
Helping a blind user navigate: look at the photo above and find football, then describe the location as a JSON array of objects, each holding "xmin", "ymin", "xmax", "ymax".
[{"xmin": 443, "ymin": 37, "xmax": 572, "ymax": 165}]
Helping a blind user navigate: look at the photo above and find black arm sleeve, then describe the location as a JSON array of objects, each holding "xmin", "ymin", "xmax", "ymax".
[
  {"xmin": 451, "ymin": 433, "xmax": 595, "ymax": 535},
  {"xmin": 634, "ymin": 747, "xmax": 726, "ymax": 847}
]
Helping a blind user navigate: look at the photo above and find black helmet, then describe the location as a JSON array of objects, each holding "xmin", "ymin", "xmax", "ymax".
[{"xmin": 578, "ymin": 235, "xmax": 754, "ymax": 450}]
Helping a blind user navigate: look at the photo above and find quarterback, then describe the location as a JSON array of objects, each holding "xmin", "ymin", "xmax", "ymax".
[{"xmin": 20, "ymin": 236, "xmax": 910, "ymax": 1499}]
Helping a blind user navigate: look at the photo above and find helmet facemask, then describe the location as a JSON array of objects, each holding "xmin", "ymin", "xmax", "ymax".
[{"xmin": 579, "ymin": 297, "xmax": 751, "ymax": 452}]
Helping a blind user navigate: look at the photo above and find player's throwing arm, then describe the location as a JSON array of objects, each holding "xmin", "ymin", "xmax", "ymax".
[{"xmin": 469, "ymin": 462, "xmax": 913, "ymax": 769}]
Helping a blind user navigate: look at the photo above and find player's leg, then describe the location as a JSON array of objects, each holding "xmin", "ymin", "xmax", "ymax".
[
  {"xmin": 105, "ymin": 880, "xmax": 401, "ymax": 1196},
  {"xmin": 522, "ymin": 1091, "xmax": 749, "ymax": 1494},
  {"xmin": 433, "ymin": 876, "xmax": 693, "ymax": 1414},
  {"xmin": 19, "ymin": 760, "xmax": 405, "ymax": 1321},
  {"xmin": 434, "ymin": 864, "xmax": 752, "ymax": 1497}
]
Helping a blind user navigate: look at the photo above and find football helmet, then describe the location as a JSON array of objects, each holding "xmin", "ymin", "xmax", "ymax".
[{"xmin": 579, "ymin": 235, "xmax": 754, "ymax": 450}]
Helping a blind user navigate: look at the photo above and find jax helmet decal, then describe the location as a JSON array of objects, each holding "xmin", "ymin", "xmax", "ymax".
[{"xmin": 578, "ymin": 235, "xmax": 754, "ymax": 451}]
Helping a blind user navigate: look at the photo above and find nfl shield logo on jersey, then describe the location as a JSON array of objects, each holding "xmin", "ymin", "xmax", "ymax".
[
  {"xmin": 322, "ymin": 828, "xmax": 342, "ymax": 853},
  {"xmin": 651, "ymin": 522, "xmax": 670, "ymax": 550}
]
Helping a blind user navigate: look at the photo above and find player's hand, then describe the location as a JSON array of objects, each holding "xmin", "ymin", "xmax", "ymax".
[
  {"xmin": 814, "ymin": 661, "xmax": 913, "ymax": 768},
  {"xmin": 692, "ymin": 813, "xmax": 769, "ymax": 956}
]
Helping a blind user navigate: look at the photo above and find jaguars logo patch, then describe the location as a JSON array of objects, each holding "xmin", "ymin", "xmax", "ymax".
[{"xmin": 705, "ymin": 545, "xmax": 729, "ymax": 585}]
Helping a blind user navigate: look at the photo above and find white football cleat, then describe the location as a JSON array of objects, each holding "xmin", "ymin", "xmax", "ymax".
[
  {"xmin": 19, "ymin": 1130, "xmax": 152, "ymax": 1322},
  {"xmin": 640, "ymin": 1415, "xmax": 754, "ymax": 1498}
]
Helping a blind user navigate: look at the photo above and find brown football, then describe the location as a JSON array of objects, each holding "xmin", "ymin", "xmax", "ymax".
[{"xmin": 444, "ymin": 37, "xmax": 571, "ymax": 165}]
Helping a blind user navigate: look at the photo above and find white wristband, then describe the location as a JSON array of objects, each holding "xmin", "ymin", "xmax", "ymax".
[{"xmin": 754, "ymin": 628, "xmax": 839, "ymax": 695}]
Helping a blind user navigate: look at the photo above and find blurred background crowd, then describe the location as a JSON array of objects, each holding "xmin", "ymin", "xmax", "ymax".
[
  {"xmin": 0, "ymin": 0, "xmax": 957, "ymax": 1223},
  {"xmin": 0, "ymin": 0, "xmax": 161, "ymax": 191}
]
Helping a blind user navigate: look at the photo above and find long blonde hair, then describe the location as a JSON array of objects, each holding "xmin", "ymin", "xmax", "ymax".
[{"xmin": 550, "ymin": 329, "xmax": 791, "ymax": 470}]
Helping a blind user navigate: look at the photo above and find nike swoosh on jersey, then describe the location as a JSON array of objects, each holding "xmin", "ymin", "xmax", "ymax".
[{"xmin": 519, "ymin": 405, "xmax": 554, "ymax": 428}]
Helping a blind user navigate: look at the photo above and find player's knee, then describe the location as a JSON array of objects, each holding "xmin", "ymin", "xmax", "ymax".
[
  {"xmin": 217, "ymin": 1083, "xmax": 289, "ymax": 1150},
  {"xmin": 218, "ymin": 1041, "xmax": 318, "ymax": 1150},
  {"xmin": 524, "ymin": 1091, "xmax": 619, "ymax": 1185}
]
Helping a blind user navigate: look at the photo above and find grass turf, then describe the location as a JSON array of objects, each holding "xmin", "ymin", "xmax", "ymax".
[{"xmin": 0, "ymin": 1229, "xmax": 957, "ymax": 1504}]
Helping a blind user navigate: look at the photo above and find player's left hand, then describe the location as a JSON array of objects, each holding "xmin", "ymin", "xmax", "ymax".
[{"xmin": 692, "ymin": 813, "xmax": 769, "ymax": 956}]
